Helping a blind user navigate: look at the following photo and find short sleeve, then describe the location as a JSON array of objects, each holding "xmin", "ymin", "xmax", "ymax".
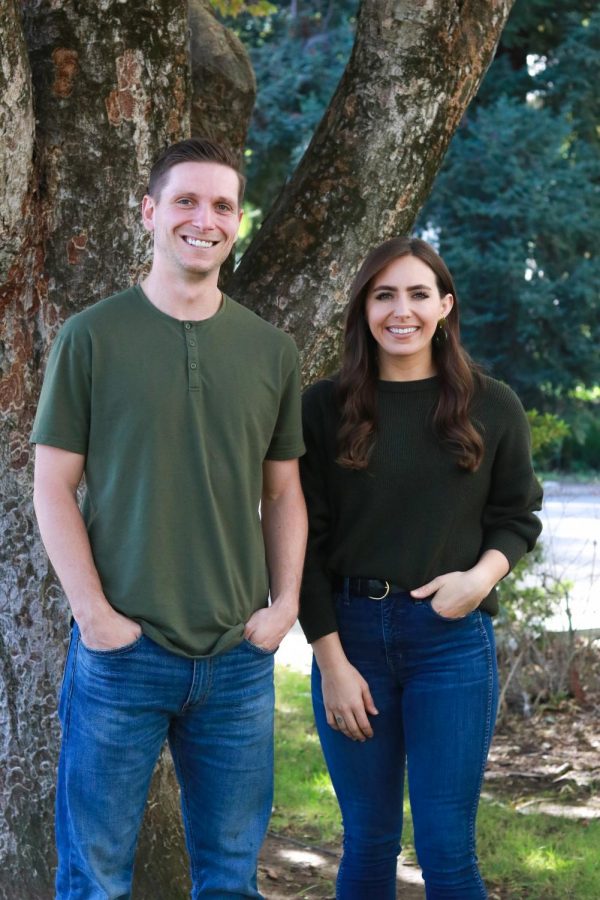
[
  {"xmin": 265, "ymin": 340, "xmax": 305, "ymax": 460},
  {"xmin": 30, "ymin": 318, "xmax": 91, "ymax": 455}
]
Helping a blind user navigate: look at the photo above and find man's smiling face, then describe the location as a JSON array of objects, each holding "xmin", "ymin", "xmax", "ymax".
[{"xmin": 142, "ymin": 161, "xmax": 243, "ymax": 280}]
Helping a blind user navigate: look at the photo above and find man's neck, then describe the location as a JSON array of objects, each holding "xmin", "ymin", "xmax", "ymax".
[{"xmin": 140, "ymin": 268, "xmax": 223, "ymax": 321}]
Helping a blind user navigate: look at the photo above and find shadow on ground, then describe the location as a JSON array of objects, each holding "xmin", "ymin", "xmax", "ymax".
[{"xmin": 259, "ymin": 832, "xmax": 425, "ymax": 899}]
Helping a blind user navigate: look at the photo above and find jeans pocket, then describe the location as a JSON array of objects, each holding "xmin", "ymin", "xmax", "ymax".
[
  {"xmin": 242, "ymin": 637, "xmax": 277, "ymax": 656},
  {"xmin": 78, "ymin": 632, "xmax": 144, "ymax": 656},
  {"xmin": 424, "ymin": 601, "xmax": 470, "ymax": 623}
]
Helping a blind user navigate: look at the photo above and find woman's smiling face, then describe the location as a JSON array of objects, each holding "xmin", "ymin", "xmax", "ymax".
[{"xmin": 365, "ymin": 254, "xmax": 454, "ymax": 379}]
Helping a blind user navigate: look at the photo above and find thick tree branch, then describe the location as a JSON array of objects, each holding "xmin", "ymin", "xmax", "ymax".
[
  {"xmin": 230, "ymin": 0, "xmax": 515, "ymax": 380},
  {"xmin": 189, "ymin": 0, "xmax": 256, "ymax": 156}
]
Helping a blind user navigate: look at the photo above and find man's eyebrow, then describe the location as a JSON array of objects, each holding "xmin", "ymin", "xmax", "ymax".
[{"xmin": 170, "ymin": 190, "xmax": 238, "ymax": 205}]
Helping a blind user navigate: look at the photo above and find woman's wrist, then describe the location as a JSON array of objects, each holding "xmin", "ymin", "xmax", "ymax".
[
  {"xmin": 312, "ymin": 632, "xmax": 348, "ymax": 673},
  {"xmin": 470, "ymin": 550, "xmax": 510, "ymax": 596}
]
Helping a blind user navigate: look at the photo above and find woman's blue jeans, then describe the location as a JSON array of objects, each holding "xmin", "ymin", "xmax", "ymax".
[
  {"xmin": 312, "ymin": 586, "xmax": 498, "ymax": 899},
  {"xmin": 56, "ymin": 624, "xmax": 275, "ymax": 899}
]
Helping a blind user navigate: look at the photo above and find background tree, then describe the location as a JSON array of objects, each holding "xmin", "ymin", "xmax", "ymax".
[
  {"xmin": 417, "ymin": 0, "xmax": 599, "ymax": 458},
  {"xmin": 1, "ymin": 1, "xmax": 514, "ymax": 896}
]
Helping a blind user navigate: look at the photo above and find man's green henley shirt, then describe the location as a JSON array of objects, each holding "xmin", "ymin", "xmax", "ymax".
[{"xmin": 31, "ymin": 286, "xmax": 305, "ymax": 657}]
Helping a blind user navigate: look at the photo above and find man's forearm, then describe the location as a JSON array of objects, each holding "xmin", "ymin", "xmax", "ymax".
[
  {"xmin": 33, "ymin": 482, "xmax": 112, "ymax": 628},
  {"xmin": 261, "ymin": 484, "xmax": 307, "ymax": 612}
]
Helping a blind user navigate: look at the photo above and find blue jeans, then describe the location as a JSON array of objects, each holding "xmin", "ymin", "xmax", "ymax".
[
  {"xmin": 56, "ymin": 624, "xmax": 275, "ymax": 899},
  {"xmin": 312, "ymin": 586, "xmax": 498, "ymax": 899}
]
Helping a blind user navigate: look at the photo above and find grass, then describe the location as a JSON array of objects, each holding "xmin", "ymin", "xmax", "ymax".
[{"xmin": 274, "ymin": 666, "xmax": 600, "ymax": 899}]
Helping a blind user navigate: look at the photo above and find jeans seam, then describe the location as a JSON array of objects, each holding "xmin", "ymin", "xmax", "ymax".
[
  {"xmin": 62, "ymin": 634, "xmax": 80, "ymax": 900},
  {"xmin": 169, "ymin": 735, "xmax": 201, "ymax": 886},
  {"xmin": 468, "ymin": 611, "xmax": 495, "ymax": 898},
  {"xmin": 380, "ymin": 600, "xmax": 392, "ymax": 674}
]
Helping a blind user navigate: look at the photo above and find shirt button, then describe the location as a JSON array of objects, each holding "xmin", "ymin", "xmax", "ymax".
[
  {"xmin": 184, "ymin": 323, "xmax": 192, "ymax": 330},
  {"xmin": 190, "ymin": 362, "xmax": 197, "ymax": 370},
  {"xmin": 188, "ymin": 339, "xmax": 196, "ymax": 347}
]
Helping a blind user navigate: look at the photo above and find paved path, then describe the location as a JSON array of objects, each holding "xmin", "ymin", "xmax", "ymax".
[{"xmin": 538, "ymin": 481, "xmax": 599, "ymax": 632}]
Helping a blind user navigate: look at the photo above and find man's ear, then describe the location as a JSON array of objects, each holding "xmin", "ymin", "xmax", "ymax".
[{"xmin": 141, "ymin": 194, "xmax": 155, "ymax": 233}]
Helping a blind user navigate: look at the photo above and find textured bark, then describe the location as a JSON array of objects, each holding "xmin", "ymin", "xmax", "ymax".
[
  {"xmin": 189, "ymin": 0, "xmax": 256, "ymax": 157},
  {"xmin": 228, "ymin": 0, "xmax": 515, "ymax": 381},
  {"xmin": 0, "ymin": 2, "xmax": 192, "ymax": 896},
  {"xmin": 0, "ymin": 0, "xmax": 34, "ymax": 284}
]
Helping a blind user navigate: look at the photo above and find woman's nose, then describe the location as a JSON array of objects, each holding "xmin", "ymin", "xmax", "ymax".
[{"xmin": 391, "ymin": 294, "xmax": 410, "ymax": 316}]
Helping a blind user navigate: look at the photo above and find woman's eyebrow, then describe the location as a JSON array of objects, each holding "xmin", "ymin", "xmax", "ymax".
[{"xmin": 371, "ymin": 283, "xmax": 432, "ymax": 291}]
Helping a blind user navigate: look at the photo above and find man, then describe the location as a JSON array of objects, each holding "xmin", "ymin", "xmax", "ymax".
[{"xmin": 32, "ymin": 138, "xmax": 307, "ymax": 899}]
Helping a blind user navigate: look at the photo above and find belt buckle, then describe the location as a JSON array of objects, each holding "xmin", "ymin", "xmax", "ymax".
[{"xmin": 368, "ymin": 579, "xmax": 390, "ymax": 600}]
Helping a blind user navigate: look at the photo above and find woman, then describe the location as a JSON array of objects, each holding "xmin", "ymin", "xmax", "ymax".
[{"xmin": 299, "ymin": 237, "xmax": 542, "ymax": 899}]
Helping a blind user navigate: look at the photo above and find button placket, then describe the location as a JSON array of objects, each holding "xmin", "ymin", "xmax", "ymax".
[{"xmin": 185, "ymin": 322, "xmax": 200, "ymax": 390}]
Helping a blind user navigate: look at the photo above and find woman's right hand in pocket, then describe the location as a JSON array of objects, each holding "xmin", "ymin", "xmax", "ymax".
[{"xmin": 320, "ymin": 659, "xmax": 378, "ymax": 742}]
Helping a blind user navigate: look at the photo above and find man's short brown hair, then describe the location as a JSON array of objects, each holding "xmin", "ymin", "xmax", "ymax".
[{"xmin": 148, "ymin": 138, "xmax": 246, "ymax": 205}]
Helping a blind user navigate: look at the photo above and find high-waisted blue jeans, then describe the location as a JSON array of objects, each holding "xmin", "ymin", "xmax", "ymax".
[
  {"xmin": 56, "ymin": 624, "xmax": 275, "ymax": 899},
  {"xmin": 312, "ymin": 585, "xmax": 498, "ymax": 899}
]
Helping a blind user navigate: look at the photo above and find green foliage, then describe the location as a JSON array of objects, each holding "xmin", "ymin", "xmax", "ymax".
[
  {"xmin": 560, "ymin": 385, "xmax": 600, "ymax": 471},
  {"xmin": 527, "ymin": 409, "xmax": 570, "ymax": 470},
  {"xmin": 208, "ymin": 0, "xmax": 276, "ymax": 17},
  {"xmin": 418, "ymin": 4, "xmax": 600, "ymax": 418},
  {"xmin": 418, "ymin": 90, "xmax": 600, "ymax": 409}
]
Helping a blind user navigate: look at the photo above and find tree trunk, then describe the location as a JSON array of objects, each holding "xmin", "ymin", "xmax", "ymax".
[
  {"xmin": 0, "ymin": 0, "xmax": 512, "ymax": 895},
  {"xmin": 229, "ymin": 0, "xmax": 515, "ymax": 381},
  {"xmin": 0, "ymin": 2, "xmax": 192, "ymax": 896}
]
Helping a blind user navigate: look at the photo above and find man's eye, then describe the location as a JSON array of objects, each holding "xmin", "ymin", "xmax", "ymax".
[
  {"xmin": 177, "ymin": 198, "xmax": 192, "ymax": 206},
  {"xmin": 216, "ymin": 203, "xmax": 233, "ymax": 212}
]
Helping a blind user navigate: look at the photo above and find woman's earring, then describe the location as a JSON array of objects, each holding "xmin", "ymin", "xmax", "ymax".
[{"xmin": 433, "ymin": 317, "xmax": 447, "ymax": 347}]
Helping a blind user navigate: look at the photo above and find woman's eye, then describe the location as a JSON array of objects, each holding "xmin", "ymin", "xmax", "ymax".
[
  {"xmin": 411, "ymin": 291, "xmax": 429, "ymax": 300},
  {"xmin": 374, "ymin": 291, "xmax": 393, "ymax": 301}
]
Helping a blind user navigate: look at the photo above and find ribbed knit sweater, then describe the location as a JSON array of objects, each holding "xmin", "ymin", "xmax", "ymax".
[{"xmin": 299, "ymin": 374, "xmax": 543, "ymax": 643}]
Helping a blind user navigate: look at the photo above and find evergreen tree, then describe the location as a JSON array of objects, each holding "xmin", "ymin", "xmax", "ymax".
[{"xmin": 418, "ymin": 3, "xmax": 599, "ymax": 415}]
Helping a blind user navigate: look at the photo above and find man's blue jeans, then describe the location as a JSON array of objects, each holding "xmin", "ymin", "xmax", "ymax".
[
  {"xmin": 312, "ymin": 586, "xmax": 498, "ymax": 899},
  {"xmin": 56, "ymin": 624, "xmax": 275, "ymax": 899}
]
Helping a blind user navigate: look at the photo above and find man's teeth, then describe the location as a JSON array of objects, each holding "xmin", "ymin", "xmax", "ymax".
[
  {"xmin": 184, "ymin": 237, "xmax": 214, "ymax": 248},
  {"xmin": 388, "ymin": 326, "xmax": 418, "ymax": 334}
]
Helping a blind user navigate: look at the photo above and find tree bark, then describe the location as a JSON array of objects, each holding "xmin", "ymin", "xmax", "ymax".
[
  {"xmin": 189, "ymin": 0, "xmax": 256, "ymax": 156},
  {"xmin": 229, "ymin": 0, "xmax": 515, "ymax": 381},
  {"xmin": 0, "ymin": 2, "xmax": 192, "ymax": 895}
]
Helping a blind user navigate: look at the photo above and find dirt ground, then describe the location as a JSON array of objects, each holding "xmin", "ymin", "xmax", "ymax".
[{"xmin": 257, "ymin": 691, "xmax": 600, "ymax": 899}]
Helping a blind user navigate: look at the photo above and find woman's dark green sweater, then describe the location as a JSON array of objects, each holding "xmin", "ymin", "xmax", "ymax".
[{"xmin": 299, "ymin": 375, "xmax": 543, "ymax": 643}]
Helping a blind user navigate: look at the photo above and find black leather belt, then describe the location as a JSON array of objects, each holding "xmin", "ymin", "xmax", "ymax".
[{"xmin": 333, "ymin": 576, "xmax": 406, "ymax": 600}]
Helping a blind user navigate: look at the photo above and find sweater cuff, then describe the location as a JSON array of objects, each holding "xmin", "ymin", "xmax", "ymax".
[
  {"xmin": 480, "ymin": 530, "xmax": 529, "ymax": 573},
  {"xmin": 298, "ymin": 598, "xmax": 338, "ymax": 644}
]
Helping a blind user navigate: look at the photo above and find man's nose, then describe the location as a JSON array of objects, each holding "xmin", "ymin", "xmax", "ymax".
[{"xmin": 191, "ymin": 202, "xmax": 214, "ymax": 230}]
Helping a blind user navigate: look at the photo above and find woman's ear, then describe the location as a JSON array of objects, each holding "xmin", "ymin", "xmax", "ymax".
[{"xmin": 441, "ymin": 293, "xmax": 454, "ymax": 317}]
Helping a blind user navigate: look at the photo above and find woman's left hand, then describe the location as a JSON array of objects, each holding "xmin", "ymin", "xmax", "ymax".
[{"xmin": 410, "ymin": 551, "xmax": 510, "ymax": 619}]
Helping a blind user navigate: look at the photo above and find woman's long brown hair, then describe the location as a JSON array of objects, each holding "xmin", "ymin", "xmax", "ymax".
[{"xmin": 336, "ymin": 237, "xmax": 484, "ymax": 472}]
